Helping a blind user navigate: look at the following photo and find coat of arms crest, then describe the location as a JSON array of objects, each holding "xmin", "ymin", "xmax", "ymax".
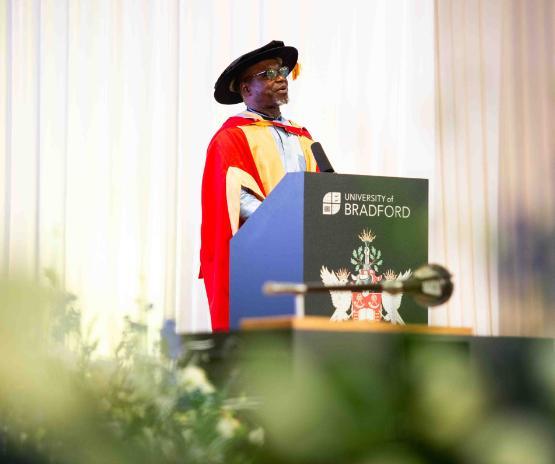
[{"xmin": 320, "ymin": 229, "xmax": 411, "ymax": 324}]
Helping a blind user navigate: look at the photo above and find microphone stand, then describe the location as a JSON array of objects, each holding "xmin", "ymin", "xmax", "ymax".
[{"xmin": 263, "ymin": 263, "xmax": 454, "ymax": 309}]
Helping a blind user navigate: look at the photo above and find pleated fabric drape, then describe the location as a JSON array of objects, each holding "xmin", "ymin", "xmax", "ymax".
[
  {"xmin": 497, "ymin": 0, "xmax": 555, "ymax": 336},
  {"xmin": 433, "ymin": 0, "xmax": 554, "ymax": 336},
  {"xmin": 432, "ymin": 0, "xmax": 503, "ymax": 334}
]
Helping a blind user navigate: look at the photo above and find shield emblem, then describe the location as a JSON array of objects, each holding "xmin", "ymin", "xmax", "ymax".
[{"xmin": 352, "ymin": 291, "xmax": 382, "ymax": 321}]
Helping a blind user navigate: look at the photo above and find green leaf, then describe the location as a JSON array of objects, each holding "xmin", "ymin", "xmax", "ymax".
[
  {"xmin": 371, "ymin": 246, "xmax": 376, "ymax": 254},
  {"xmin": 377, "ymin": 250, "xmax": 381, "ymax": 259},
  {"xmin": 358, "ymin": 246, "xmax": 363, "ymax": 254},
  {"xmin": 350, "ymin": 258, "xmax": 358, "ymax": 265},
  {"xmin": 352, "ymin": 249, "xmax": 357, "ymax": 257},
  {"xmin": 373, "ymin": 265, "xmax": 379, "ymax": 272},
  {"xmin": 377, "ymin": 260, "xmax": 383, "ymax": 266}
]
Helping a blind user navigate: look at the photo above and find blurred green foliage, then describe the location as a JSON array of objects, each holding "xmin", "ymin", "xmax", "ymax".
[
  {"xmin": 237, "ymin": 333, "xmax": 555, "ymax": 464},
  {"xmin": 1, "ymin": 273, "xmax": 554, "ymax": 464},
  {"xmin": 0, "ymin": 274, "xmax": 260, "ymax": 464}
]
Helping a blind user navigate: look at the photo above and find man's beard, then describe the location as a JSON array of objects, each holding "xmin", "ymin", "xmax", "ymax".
[{"xmin": 275, "ymin": 95, "xmax": 289, "ymax": 106}]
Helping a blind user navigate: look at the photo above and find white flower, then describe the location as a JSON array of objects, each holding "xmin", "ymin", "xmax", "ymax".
[
  {"xmin": 216, "ymin": 415, "xmax": 240, "ymax": 439},
  {"xmin": 248, "ymin": 427, "xmax": 265, "ymax": 446},
  {"xmin": 178, "ymin": 365, "xmax": 215, "ymax": 394}
]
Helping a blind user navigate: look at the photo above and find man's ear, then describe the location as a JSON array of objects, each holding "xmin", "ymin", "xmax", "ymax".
[{"xmin": 240, "ymin": 81, "xmax": 250, "ymax": 97}]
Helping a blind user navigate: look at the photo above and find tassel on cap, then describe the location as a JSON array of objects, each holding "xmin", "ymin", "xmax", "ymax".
[{"xmin": 292, "ymin": 62, "xmax": 301, "ymax": 80}]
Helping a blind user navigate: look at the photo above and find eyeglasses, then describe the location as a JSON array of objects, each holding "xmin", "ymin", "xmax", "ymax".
[{"xmin": 251, "ymin": 66, "xmax": 289, "ymax": 80}]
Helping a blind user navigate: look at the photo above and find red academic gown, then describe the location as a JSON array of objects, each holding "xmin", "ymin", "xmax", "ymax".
[{"xmin": 200, "ymin": 112, "xmax": 318, "ymax": 331}]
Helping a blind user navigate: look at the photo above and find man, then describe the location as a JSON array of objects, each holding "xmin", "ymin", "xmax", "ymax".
[{"xmin": 200, "ymin": 41, "xmax": 319, "ymax": 331}]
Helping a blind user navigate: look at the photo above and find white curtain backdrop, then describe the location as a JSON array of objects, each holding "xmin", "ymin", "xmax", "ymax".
[
  {"xmin": 496, "ymin": 0, "xmax": 555, "ymax": 336},
  {"xmin": 433, "ymin": 0, "xmax": 554, "ymax": 336},
  {"xmin": 431, "ymin": 0, "xmax": 503, "ymax": 334},
  {"xmin": 7, "ymin": 0, "xmax": 546, "ymax": 350}
]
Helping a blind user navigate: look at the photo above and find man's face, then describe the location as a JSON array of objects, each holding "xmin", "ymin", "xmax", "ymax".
[{"xmin": 240, "ymin": 58, "xmax": 289, "ymax": 109}]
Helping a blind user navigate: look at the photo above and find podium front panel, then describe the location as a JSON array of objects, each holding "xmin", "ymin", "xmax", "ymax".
[{"xmin": 302, "ymin": 173, "xmax": 428, "ymax": 324}]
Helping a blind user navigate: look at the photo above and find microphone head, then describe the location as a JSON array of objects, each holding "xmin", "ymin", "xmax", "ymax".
[
  {"xmin": 411, "ymin": 263, "xmax": 454, "ymax": 307},
  {"xmin": 310, "ymin": 142, "xmax": 335, "ymax": 173}
]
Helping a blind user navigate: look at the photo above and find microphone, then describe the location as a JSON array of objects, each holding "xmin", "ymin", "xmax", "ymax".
[
  {"xmin": 311, "ymin": 142, "xmax": 335, "ymax": 173},
  {"xmin": 381, "ymin": 264, "xmax": 454, "ymax": 307},
  {"xmin": 263, "ymin": 263, "xmax": 454, "ymax": 308}
]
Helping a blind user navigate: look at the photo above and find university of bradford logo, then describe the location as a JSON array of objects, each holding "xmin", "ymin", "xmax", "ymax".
[
  {"xmin": 320, "ymin": 229, "xmax": 412, "ymax": 324},
  {"xmin": 322, "ymin": 192, "xmax": 341, "ymax": 215}
]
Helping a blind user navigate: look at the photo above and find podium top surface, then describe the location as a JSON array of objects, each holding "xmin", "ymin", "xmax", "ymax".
[{"xmin": 240, "ymin": 316, "xmax": 473, "ymax": 336}]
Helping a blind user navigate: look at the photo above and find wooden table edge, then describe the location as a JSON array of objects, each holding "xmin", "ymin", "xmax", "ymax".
[{"xmin": 240, "ymin": 316, "xmax": 473, "ymax": 336}]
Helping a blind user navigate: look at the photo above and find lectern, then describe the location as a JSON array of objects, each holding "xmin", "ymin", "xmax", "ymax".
[{"xmin": 230, "ymin": 172, "xmax": 428, "ymax": 329}]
